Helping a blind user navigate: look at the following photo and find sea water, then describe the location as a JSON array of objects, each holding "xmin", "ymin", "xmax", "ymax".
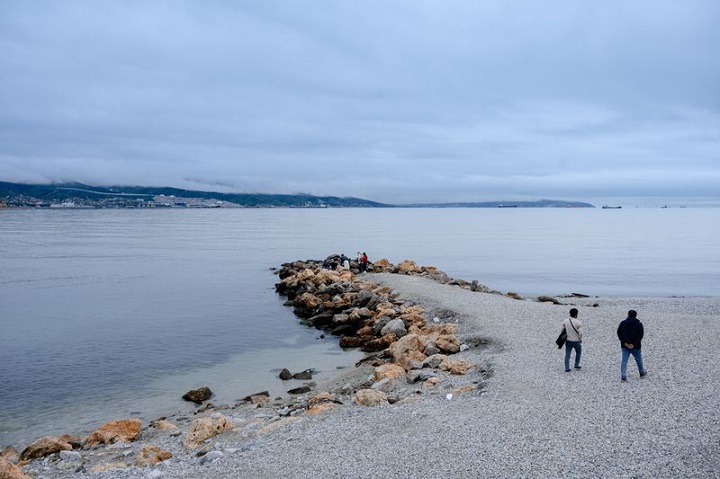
[{"xmin": 1, "ymin": 207, "xmax": 718, "ymax": 447}]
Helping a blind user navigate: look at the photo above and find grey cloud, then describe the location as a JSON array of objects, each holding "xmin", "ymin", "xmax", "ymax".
[{"xmin": 0, "ymin": 0, "xmax": 718, "ymax": 204}]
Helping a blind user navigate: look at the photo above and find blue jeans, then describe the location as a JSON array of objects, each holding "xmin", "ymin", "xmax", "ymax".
[
  {"xmin": 621, "ymin": 347, "xmax": 646, "ymax": 379},
  {"xmin": 565, "ymin": 340, "xmax": 582, "ymax": 370}
]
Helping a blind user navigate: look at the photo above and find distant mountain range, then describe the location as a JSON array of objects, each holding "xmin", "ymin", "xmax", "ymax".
[
  {"xmin": 0, "ymin": 181, "xmax": 387, "ymax": 208},
  {"xmin": 401, "ymin": 200, "xmax": 594, "ymax": 208},
  {"xmin": 0, "ymin": 181, "xmax": 595, "ymax": 208}
]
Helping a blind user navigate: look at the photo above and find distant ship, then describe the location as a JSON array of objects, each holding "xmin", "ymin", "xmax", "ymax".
[{"xmin": 601, "ymin": 205, "xmax": 622, "ymax": 209}]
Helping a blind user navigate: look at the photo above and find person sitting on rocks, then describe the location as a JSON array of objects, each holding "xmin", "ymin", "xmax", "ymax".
[{"xmin": 360, "ymin": 252, "xmax": 369, "ymax": 272}]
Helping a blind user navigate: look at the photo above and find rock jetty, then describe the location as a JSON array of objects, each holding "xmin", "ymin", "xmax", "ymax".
[
  {"xmin": 275, "ymin": 256, "xmax": 491, "ymax": 359},
  {"xmin": 3, "ymin": 256, "xmax": 491, "ymax": 478}
]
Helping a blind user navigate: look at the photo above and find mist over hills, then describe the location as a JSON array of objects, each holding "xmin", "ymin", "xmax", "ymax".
[{"xmin": 0, "ymin": 181, "xmax": 594, "ymax": 208}]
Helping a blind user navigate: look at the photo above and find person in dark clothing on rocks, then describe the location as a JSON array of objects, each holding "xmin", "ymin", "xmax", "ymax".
[{"xmin": 617, "ymin": 309, "xmax": 648, "ymax": 382}]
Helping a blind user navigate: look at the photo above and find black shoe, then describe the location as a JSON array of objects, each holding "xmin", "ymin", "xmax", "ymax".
[
  {"xmin": 621, "ymin": 377, "xmax": 627, "ymax": 382},
  {"xmin": 565, "ymin": 369, "xmax": 571, "ymax": 372},
  {"xmin": 574, "ymin": 366, "xmax": 582, "ymax": 370},
  {"xmin": 640, "ymin": 372, "xmax": 647, "ymax": 378}
]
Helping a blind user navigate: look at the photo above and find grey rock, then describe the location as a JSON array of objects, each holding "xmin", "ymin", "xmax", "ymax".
[
  {"xmin": 287, "ymin": 386, "xmax": 311, "ymax": 395},
  {"xmin": 199, "ymin": 450, "xmax": 224, "ymax": 465},
  {"xmin": 59, "ymin": 450, "xmax": 82, "ymax": 462},
  {"xmin": 292, "ymin": 370, "xmax": 313, "ymax": 380},
  {"xmin": 423, "ymin": 341, "xmax": 441, "ymax": 356},
  {"xmin": 380, "ymin": 318, "xmax": 407, "ymax": 337},
  {"xmin": 422, "ymin": 354, "xmax": 448, "ymax": 369},
  {"xmin": 370, "ymin": 378, "xmax": 395, "ymax": 392},
  {"xmin": 406, "ymin": 370, "xmax": 438, "ymax": 383},
  {"xmin": 371, "ymin": 316, "xmax": 392, "ymax": 335}
]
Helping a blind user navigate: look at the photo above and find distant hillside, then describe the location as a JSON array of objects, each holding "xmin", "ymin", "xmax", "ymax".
[
  {"xmin": 0, "ymin": 182, "xmax": 390, "ymax": 208},
  {"xmin": 401, "ymin": 199, "xmax": 595, "ymax": 208},
  {"xmin": 0, "ymin": 181, "xmax": 595, "ymax": 208}
]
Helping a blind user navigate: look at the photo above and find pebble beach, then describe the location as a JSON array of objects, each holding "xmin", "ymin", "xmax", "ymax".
[{"xmin": 5, "ymin": 272, "xmax": 720, "ymax": 478}]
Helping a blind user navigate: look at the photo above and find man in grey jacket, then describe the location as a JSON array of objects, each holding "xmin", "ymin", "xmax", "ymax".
[{"xmin": 617, "ymin": 309, "xmax": 648, "ymax": 382}]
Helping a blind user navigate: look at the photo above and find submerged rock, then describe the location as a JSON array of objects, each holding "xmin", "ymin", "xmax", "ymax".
[
  {"xmin": 292, "ymin": 369, "xmax": 313, "ymax": 380},
  {"xmin": 287, "ymin": 386, "xmax": 312, "ymax": 395}
]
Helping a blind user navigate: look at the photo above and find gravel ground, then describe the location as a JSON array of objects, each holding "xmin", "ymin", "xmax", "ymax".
[{"xmin": 32, "ymin": 274, "xmax": 720, "ymax": 478}]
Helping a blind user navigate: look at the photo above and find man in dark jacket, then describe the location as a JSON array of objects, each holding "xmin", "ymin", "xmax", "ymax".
[{"xmin": 617, "ymin": 310, "xmax": 648, "ymax": 382}]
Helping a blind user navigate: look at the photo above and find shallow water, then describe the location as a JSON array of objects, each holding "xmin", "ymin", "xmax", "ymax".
[{"xmin": 1, "ymin": 207, "xmax": 718, "ymax": 447}]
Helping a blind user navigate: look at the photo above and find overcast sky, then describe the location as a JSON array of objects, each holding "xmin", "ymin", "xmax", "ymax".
[{"xmin": 1, "ymin": 1, "xmax": 718, "ymax": 204}]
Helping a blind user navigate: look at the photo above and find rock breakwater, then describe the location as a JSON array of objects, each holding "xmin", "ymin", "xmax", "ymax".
[
  {"xmin": 3, "ymin": 256, "xmax": 491, "ymax": 478},
  {"xmin": 275, "ymin": 257, "xmax": 485, "ymax": 365}
]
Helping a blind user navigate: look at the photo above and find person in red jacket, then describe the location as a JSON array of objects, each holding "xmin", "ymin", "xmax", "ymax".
[
  {"xmin": 617, "ymin": 309, "xmax": 648, "ymax": 382},
  {"xmin": 359, "ymin": 252, "xmax": 369, "ymax": 272}
]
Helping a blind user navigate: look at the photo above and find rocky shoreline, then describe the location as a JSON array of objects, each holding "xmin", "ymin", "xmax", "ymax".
[
  {"xmin": 2, "ymin": 256, "xmax": 507, "ymax": 479},
  {"xmin": 4, "ymin": 257, "xmax": 718, "ymax": 478}
]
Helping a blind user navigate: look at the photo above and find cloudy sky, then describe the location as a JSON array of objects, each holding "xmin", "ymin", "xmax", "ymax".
[{"xmin": 1, "ymin": 1, "xmax": 718, "ymax": 204}]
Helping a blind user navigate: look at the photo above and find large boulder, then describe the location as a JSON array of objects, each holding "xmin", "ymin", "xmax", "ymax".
[
  {"xmin": 20, "ymin": 435, "xmax": 77, "ymax": 460},
  {"xmin": 353, "ymin": 389, "xmax": 389, "ymax": 407},
  {"xmin": 1, "ymin": 446, "xmax": 19, "ymax": 463},
  {"xmin": 293, "ymin": 292, "xmax": 323, "ymax": 316},
  {"xmin": 339, "ymin": 336, "xmax": 363, "ymax": 348},
  {"xmin": 361, "ymin": 333, "xmax": 398, "ymax": 352},
  {"xmin": 182, "ymin": 386, "xmax": 213, "ymax": 403},
  {"xmin": 355, "ymin": 325, "xmax": 374, "ymax": 337},
  {"xmin": 396, "ymin": 259, "xmax": 422, "ymax": 274},
  {"xmin": 295, "ymin": 269, "xmax": 317, "ymax": 283},
  {"xmin": 332, "ymin": 313, "xmax": 350, "ymax": 325},
  {"xmin": 387, "ymin": 334, "xmax": 424, "ymax": 364},
  {"xmin": 0, "ymin": 457, "xmax": 31, "ymax": 479},
  {"xmin": 306, "ymin": 392, "xmax": 341, "ymax": 415},
  {"xmin": 400, "ymin": 350, "xmax": 427, "ymax": 371},
  {"xmin": 440, "ymin": 358, "xmax": 475, "ymax": 375},
  {"xmin": 422, "ymin": 354, "xmax": 449, "ymax": 369},
  {"xmin": 435, "ymin": 334, "xmax": 461, "ymax": 354},
  {"xmin": 380, "ymin": 318, "xmax": 407, "ymax": 337},
  {"xmin": 293, "ymin": 370, "xmax": 313, "ymax": 380},
  {"xmin": 371, "ymin": 258, "xmax": 393, "ymax": 272},
  {"xmin": 348, "ymin": 307, "xmax": 373, "ymax": 321},
  {"xmin": 538, "ymin": 295, "xmax": 561, "ymax": 304},
  {"xmin": 183, "ymin": 415, "xmax": 234, "ymax": 449},
  {"xmin": 86, "ymin": 419, "xmax": 142, "ymax": 447},
  {"xmin": 287, "ymin": 386, "xmax": 312, "ymax": 395},
  {"xmin": 373, "ymin": 364, "xmax": 406, "ymax": 382},
  {"xmin": 135, "ymin": 445, "xmax": 172, "ymax": 467}
]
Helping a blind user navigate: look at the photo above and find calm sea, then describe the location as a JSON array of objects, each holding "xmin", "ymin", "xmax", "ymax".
[{"xmin": 1, "ymin": 207, "xmax": 719, "ymax": 447}]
